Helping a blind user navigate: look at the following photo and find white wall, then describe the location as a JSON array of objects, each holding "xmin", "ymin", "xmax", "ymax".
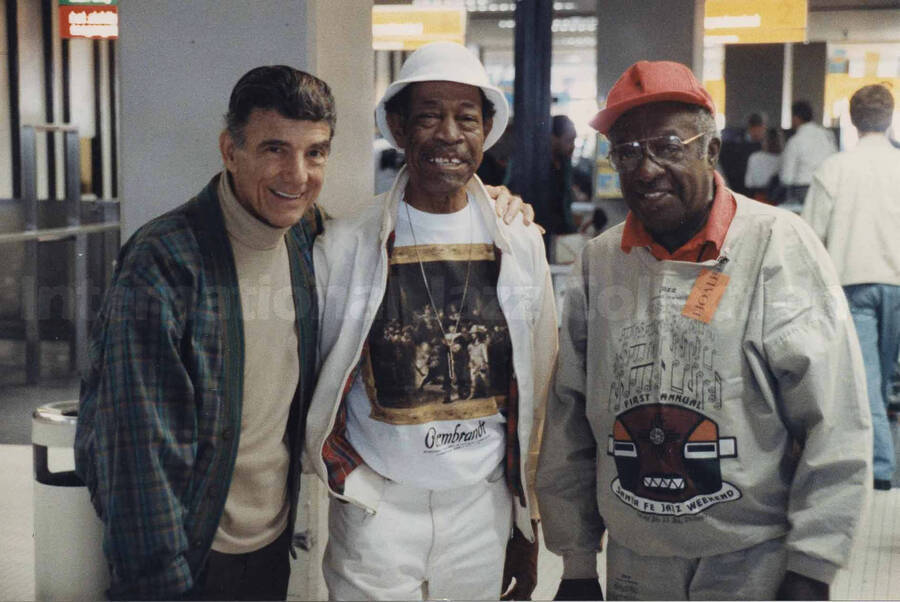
[
  {"xmin": 308, "ymin": 0, "xmax": 375, "ymax": 219},
  {"xmin": 118, "ymin": 0, "xmax": 316, "ymax": 237},
  {"xmin": 595, "ymin": 0, "xmax": 700, "ymax": 98}
]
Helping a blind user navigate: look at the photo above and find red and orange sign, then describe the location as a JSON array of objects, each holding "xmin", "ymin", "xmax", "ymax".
[{"xmin": 59, "ymin": 4, "xmax": 118, "ymax": 39}]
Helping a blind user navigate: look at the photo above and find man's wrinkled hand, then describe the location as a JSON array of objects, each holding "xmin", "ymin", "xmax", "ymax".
[
  {"xmin": 553, "ymin": 578, "xmax": 604, "ymax": 601},
  {"xmin": 485, "ymin": 185, "xmax": 544, "ymax": 233},
  {"xmin": 500, "ymin": 521, "xmax": 539, "ymax": 600},
  {"xmin": 775, "ymin": 571, "xmax": 828, "ymax": 600}
]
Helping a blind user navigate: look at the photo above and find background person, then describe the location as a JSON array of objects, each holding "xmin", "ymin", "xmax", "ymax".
[
  {"xmin": 718, "ymin": 112, "xmax": 766, "ymax": 196},
  {"xmin": 745, "ymin": 126, "xmax": 784, "ymax": 203},
  {"xmin": 537, "ymin": 60, "xmax": 871, "ymax": 601},
  {"xmin": 780, "ymin": 100, "xmax": 837, "ymax": 203},
  {"xmin": 802, "ymin": 83, "xmax": 900, "ymax": 492}
]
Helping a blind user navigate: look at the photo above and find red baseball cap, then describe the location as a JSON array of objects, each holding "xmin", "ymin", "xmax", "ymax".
[{"xmin": 589, "ymin": 60, "xmax": 716, "ymax": 135}]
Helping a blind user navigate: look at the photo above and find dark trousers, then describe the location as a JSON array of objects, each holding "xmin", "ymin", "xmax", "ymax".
[{"xmin": 191, "ymin": 528, "xmax": 292, "ymax": 601}]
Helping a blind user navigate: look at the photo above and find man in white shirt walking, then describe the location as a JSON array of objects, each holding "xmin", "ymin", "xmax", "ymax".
[
  {"xmin": 780, "ymin": 100, "xmax": 837, "ymax": 203},
  {"xmin": 802, "ymin": 84, "xmax": 900, "ymax": 491}
]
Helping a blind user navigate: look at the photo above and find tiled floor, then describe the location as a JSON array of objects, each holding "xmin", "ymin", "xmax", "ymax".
[{"xmin": 1, "ymin": 378, "xmax": 898, "ymax": 600}]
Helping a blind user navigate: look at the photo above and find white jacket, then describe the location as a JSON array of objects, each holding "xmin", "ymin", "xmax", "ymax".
[
  {"xmin": 801, "ymin": 133, "xmax": 900, "ymax": 286},
  {"xmin": 537, "ymin": 193, "xmax": 871, "ymax": 583},
  {"xmin": 305, "ymin": 167, "xmax": 558, "ymax": 541}
]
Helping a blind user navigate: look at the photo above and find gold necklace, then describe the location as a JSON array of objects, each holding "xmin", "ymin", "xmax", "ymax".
[{"xmin": 403, "ymin": 200, "xmax": 474, "ymax": 386}]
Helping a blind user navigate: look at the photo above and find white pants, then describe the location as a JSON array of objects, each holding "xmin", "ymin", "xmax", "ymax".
[
  {"xmin": 324, "ymin": 467, "xmax": 513, "ymax": 601},
  {"xmin": 606, "ymin": 535, "xmax": 787, "ymax": 600}
]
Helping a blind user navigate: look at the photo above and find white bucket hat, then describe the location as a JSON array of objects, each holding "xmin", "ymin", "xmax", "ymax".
[{"xmin": 375, "ymin": 41, "xmax": 510, "ymax": 151}]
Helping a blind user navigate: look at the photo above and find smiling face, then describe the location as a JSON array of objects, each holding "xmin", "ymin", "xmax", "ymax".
[
  {"xmin": 219, "ymin": 108, "xmax": 331, "ymax": 228},
  {"xmin": 609, "ymin": 102, "xmax": 720, "ymax": 251},
  {"xmin": 387, "ymin": 81, "xmax": 492, "ymax": 213}
]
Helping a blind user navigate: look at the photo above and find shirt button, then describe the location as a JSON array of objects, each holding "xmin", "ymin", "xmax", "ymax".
[
  {"xmin": 192, "ymin": 539, "xmax": 203, "ymax": 548},
  {"xmin": 221, "ymin": 427, "xmax": 233, "ymax": 441}
]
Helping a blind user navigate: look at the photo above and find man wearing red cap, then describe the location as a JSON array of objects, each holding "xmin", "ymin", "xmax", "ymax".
[{"xmin": 537, "ymin": 60, "xmax": 871, "ymax": 600}]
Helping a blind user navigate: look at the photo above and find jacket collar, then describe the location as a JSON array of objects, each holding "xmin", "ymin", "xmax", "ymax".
[{"xmin": 857, "ymin": 132, "xmax": 892, "ymax": 149}]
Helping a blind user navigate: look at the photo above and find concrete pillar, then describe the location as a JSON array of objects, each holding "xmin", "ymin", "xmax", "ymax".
[
  {"xmin": 307, "ymin": 0, "xmax": 375, "ymax": 219},
  {"xmin": 118, "ymin": 0, "xmax": 373, "ymax": 237},
  {"xmin": 595, "ymin": 0, "xmax": 703, "ymax": 103},
  {"xmin": 509, "ymin": 0, "xmax": 552, "ymax": 234}
]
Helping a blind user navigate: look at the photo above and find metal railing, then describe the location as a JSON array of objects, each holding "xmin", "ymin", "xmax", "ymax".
[{"xmin": 2, "ymin": 124, "xmax": 120, "ymax": 384}]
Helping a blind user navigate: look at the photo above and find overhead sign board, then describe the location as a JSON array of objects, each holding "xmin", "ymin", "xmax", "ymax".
[
  {"xmin": 704, "ymin": 0, "xmax": 806, "ymax": 45},
  {"xmin": 372, "ymin": 6, "xmax": 465, "ymax": 51},
  {"xmin": 59, "ymin": 3, "xmax": 118, "ymax": 39}
]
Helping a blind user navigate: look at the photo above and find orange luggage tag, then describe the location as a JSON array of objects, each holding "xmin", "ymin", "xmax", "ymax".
[{"xmin": 682, "ymin": 268, "xmax": 730, "ymax": 323}]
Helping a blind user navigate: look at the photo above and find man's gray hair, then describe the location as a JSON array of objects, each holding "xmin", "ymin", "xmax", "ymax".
[{"xmin": 687, "ymin": 105, "xmax": 719, "ymax": 158}]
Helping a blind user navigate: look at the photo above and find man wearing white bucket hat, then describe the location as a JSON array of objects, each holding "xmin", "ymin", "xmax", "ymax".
[{"xmin": 305, "ymin": 41, "xmax": 557, "ymax": 600}]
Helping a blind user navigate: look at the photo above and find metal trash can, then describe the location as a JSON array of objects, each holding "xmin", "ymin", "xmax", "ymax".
[{"xmin": 32, "ymin": 401, "xmax": 108, "ymax": 601}]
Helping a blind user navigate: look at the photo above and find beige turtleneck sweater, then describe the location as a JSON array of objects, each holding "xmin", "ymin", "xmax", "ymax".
[{"xmin": 211, "ymin": 173, "xmax": 299, "ymax": 554}]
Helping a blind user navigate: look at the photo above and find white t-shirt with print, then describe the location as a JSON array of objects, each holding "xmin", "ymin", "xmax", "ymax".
[{"xmin": 345, "ymin": 198, "xmax": 509, "ymax": 491}]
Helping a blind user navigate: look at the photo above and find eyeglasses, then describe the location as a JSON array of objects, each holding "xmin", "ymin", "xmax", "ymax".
[{"xmin": 608, "ymin": 132, "xmax": 706, "ymax": 172}]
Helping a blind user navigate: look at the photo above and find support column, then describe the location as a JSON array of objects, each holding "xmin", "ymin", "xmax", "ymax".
[
  {"xmin": 595, "ymin": 0, "xmax": 701, "ymax": 106},
  {"xmin": 118, "ymin": 0, "xmax": 311, "ymax": 238},
  {"xmin": 509, "ymin": 0, "xmax": 552, "ymax": 249},
  {"xmin": 307, "ymin": 0, "xmax": 374, "ymax": 217}
]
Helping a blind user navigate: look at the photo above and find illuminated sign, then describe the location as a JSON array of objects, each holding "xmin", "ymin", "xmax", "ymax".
[
  {"xmin": 59, "ymin": 4, "xmax": 118, "ymax": 39},
  {"xmin": 372, "ymin": 6, "xmax": 465, "ymax": 50},
  {"xmin": 704, "ymin": 0, "xmax": 806, "ymax": 45}
]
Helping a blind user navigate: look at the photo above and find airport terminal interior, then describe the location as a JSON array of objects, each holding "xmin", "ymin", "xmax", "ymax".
[{"xmin": 1, "ymin": 0, "xmax": 900, "ymax": 599}]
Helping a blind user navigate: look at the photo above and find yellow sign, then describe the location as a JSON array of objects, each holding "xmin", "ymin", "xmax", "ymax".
[
  {"xmin": 372, "ymin": 6, "xmax": 466, "ymax": 51},
  {"xmin": 704, "ymin": 0, "xmax": 806, "ymax": 45}
]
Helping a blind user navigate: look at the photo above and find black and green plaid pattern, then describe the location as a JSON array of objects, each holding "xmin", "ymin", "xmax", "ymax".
[{"xmin": 75, "ymin": 175, "xmax": 320, "ymax": 599}]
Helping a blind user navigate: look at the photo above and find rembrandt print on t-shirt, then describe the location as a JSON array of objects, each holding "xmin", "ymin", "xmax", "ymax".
[{"xmin": 362, "ymin": 241, "xmax": 513, "ymax": 425}]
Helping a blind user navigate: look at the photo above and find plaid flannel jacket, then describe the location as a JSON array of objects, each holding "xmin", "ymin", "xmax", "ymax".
[{"xmin": 74, "ymin": 175, "xmax": 320, "ymax": 599}]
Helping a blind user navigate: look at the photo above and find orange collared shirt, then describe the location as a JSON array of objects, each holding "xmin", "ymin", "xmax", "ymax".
[{"xmin": 620, "ymin": 171, "xmax": 736, "ymax": 262}]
